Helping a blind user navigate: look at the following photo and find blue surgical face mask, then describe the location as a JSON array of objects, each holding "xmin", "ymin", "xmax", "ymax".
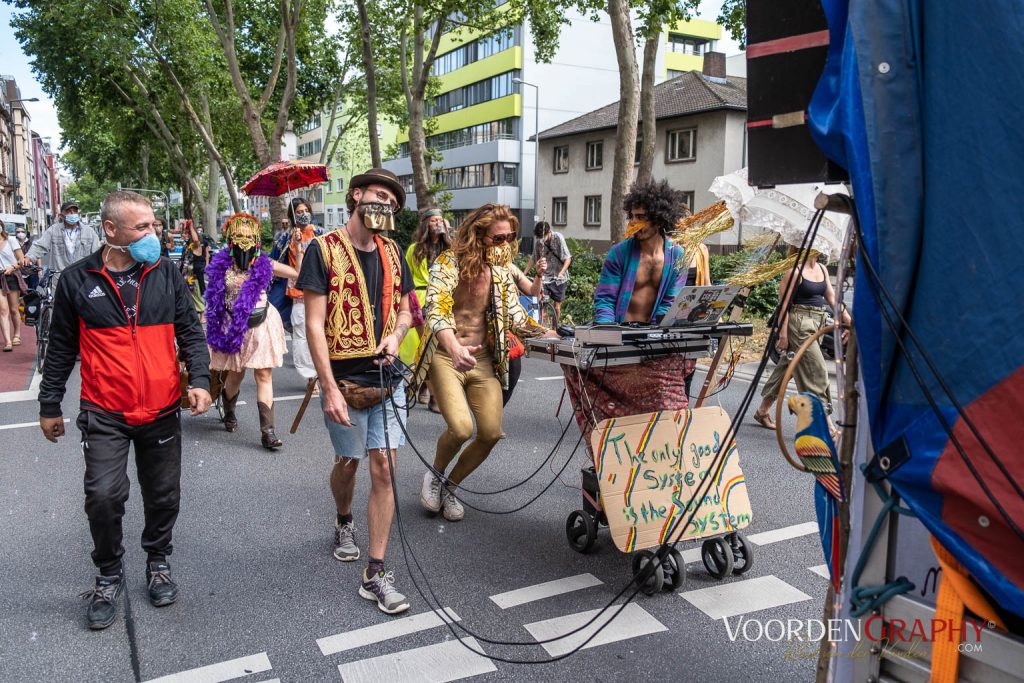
[
  {"xmin": 64, "ymin": 213, "xmax": 80, "ymax": 226},
  {"xmin": 127, "ymin": 233, "xmax": 162, "ymax": 265}
]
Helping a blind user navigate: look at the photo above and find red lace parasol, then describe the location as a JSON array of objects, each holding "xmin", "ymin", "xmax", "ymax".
[{"xmin": 241, "ymin": 160, "xmax": 330, "ymax": 197}]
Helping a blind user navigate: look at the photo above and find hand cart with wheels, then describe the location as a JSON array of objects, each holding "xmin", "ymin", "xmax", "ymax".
[{"xmin": 564, "ymin": 406, "xmax": 755, "ymax": 594}]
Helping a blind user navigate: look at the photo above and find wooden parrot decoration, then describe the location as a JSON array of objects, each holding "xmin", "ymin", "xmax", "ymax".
[{"xmin": 788, "ymin": 392, "xmax": 844, "ymax": 592}]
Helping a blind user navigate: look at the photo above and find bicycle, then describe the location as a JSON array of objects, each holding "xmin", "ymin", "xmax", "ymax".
[{"xmin": 33, "ymin": 269, "xmax": 61, "ymax": 373}]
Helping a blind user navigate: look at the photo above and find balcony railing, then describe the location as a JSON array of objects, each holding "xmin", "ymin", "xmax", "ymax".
[{"xmin": 388, "ymin": 132, "xmax": 518, "ymax": 160}]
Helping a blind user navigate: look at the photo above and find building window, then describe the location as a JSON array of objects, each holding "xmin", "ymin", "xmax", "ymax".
[
  {"xmin": 634, "ymin": 136, "xmax": 642, "ymax": 164},
  {"xmin": 681, "ymin": 191, "xmax": 695, "ymax": 213},
  {"xmin": 299, "ymin": 114, "xmax": 322, "ymax": 133},
  {"xmin": 297, "ymin": 138, "xmax": 322, "ymax": 157},
  {"xmin": 586, "ymin": 141, "xmax": 603, "ymax": 170},
  {"xmin": 553, "ymin": 146, "xmax": 569, "ymax": 174},
  {"xmin": 427, "ymin": 71, "xmax": 519, "ymax": 116},
  {"xmin": 584, "ymin": 195, "xmax": 602, "ymax": 227},
  {"xmin": 667, "ymin": 33, "xmax": 714, "ymax": 56},
  {"xmin": 552, "ymin": 197, "xmax": 568, "ymax": 226},
  {"xmin": 397, "ymin": 162, "xmax": 519, "ymax": 193},
  {"xmin": 667, "ymin": 69, "xmax": 687, "ymax": 79},
  {"xmin": 326, "ymin": 208, "xmax": 334, "ymax": 226},
  {"xmin": 431, "ymin": 27, "xmax": 519, "ymax": 76},
  {"xmin": 666, "ymin": 128, "xmax": 697, "ymax": 163},
  {"xmin": 395, "ymin": 118, "xmax": 517, "ymax": 158}
]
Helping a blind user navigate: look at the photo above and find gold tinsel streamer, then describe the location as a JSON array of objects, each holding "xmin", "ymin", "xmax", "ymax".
[
  {"xmin": 670, "ymin": 201, "xmax": 735, "ymax": 256},
  {"xmin": 725, "ymin": 249, "xmax": 822, "ymax": 287}
]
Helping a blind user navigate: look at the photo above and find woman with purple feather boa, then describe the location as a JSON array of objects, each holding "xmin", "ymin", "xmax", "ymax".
[{"xmin": 205, "ymin": 213, "xmax": 297, "ymax": 450}]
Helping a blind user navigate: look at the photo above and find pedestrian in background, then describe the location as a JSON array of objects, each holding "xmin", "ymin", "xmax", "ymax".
[
  {"xmin": 0, "ymin": 220, "xmax": 27, "ymax": 351},
  {"xmin": 22, "ymin": 200, "xmax": 102, "ymax": 277},
  {"xmin": 401, "ymin": 209, "xmax": 451, "ymax": 411},
  {"xmin": 273, "ymin": 197, "xmax": 323, "ymax": 384},
  {"xmin": 36, "ymin": 190, "xmax": 212, "ymax": 630},
  {"xmin": 752, "ymin": 248, "xmax": 851, "ymax": 440}
]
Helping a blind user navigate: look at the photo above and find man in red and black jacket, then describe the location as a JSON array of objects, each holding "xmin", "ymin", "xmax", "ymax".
[{"xmin": 37, "ymin": 191, "xmax": 212, "ymax": 630}]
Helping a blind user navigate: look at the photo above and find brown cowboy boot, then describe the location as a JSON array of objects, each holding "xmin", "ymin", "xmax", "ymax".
[
  {"xmin": 258, "ymin": 401, "xmax": 282, "ymax": 449},
  {"xmin": 222, "ymin": 390, "xmax": 240, "ymax": 432}
]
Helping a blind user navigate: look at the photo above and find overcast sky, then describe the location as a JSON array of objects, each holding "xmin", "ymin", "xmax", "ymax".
[{"xmin": 1, "ymin": 1, "xmax": 739, "ymax": 155}]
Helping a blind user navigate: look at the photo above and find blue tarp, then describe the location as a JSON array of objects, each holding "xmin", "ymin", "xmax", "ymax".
[{"xmin": 808, "ymin": 0, "xmax": 1024, "ymax": 616}]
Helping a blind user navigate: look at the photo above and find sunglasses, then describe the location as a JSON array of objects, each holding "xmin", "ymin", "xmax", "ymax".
[{"xmin": 487, "ymin": 233, "xmax": 517, "ymax": 245}]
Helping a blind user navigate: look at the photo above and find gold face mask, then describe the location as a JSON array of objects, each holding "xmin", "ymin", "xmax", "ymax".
[
  {"xmin": 624, "ymin": 219, "xmax": 651, "ymax": 239},
  {"xmin": 485, "ymin": 241, "xmax": 517, "ymax": 267},
  {"xmin": 224, "ymin": 213, "xmax": 262, "ymax": 251},
  {"xmin": 359, "ymin": 202, "xmax": 396, "ymax": 232}
]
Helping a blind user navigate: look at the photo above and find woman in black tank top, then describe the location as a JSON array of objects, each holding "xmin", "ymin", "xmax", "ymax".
[{"xmin": 752, "ymin": 250, "xmax": 851, "ymax": 440}]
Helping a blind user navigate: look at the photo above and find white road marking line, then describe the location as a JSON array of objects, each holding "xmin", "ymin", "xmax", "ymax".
[
  {"xmin": 680, "ymin": 547, "xmax": 702, "ymax": 565},
  {"xmin": 523, "ymin": 602, "xmax": 667, "ymax": 658},
  {"xmin": 143, "ymin": 652, "xmax": 272, "ymax": 683},
  {"xmin": 318, "ymin": 608, "xmax": 461, "ymax": 656},
  {"xmin": 680, "ymin": 575, "xmax": 812, "ymax": 620},
  {"xmin": 535, "ymin": 376, "xmax": 564, "ymax": 381},
  {"xmin": 0, "ymin": 370, "xmax": 43, "ymax": 404},
  {"xmin": 0, "ymin": 418, "xmax": 69, "ymax": 431},
  {"xmin": 490, "ymin": 573, "xmax": 603, "ymax": 609},
  {"xmin": 746, "ymin": 521, "xmax": 819, "ymax": 546},
  {"xmin": 809, "ymin": 564, "xmax": 830, "ymax": 579},
  {"xmin": 337, "ymin": 636, "xmax": 495, "ymax": 683},
  {"xmin": 273, "ymin": 394, "xmax": 309, "ymax": 402}
]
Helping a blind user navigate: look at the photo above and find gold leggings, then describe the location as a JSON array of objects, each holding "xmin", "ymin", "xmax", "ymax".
[{"xmin": 430, "ymin": 349, "xmax": 504, "ymax": 485}]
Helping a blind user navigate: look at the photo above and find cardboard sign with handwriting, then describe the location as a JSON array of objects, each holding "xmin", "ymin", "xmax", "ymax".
[{"xmin": 590, "ymin": 406, "xmax": 752, "ymax": 553}]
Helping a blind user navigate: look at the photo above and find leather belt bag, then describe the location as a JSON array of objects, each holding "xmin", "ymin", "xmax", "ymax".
[
  {"xmin": 247, "ymin": 306, "xmax": 269, "ymax": 329},
  {"xmin": 337, "ymin": 379, "xmax": 392, "ymax": 410}
]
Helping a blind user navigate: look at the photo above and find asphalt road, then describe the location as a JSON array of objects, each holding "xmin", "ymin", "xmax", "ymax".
[{"xmin": 0, "ymin": 350, "xmax": 831, "ymax": 682}]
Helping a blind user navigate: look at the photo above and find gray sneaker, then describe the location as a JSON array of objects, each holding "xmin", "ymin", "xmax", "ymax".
[
  {"xmin": 441, "ymin": 490, "xmax": 465, "ymax": 522},
  {"xmin": 358, "ymin": 568, "xmax": 411, "ymax": 615},
  {"xmin": 420, "ymin": 471, "xmax": 442, "ymax": 513},
  {"xmin": 333, "ymin": 521, "xmax": 360, "ymax": 561}
]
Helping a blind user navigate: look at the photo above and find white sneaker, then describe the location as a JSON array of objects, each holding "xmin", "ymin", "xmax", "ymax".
[
  {"xmin": 420, "ymin": 471, "xmax": 442, "ymax": 513},
  {"xmin": 441, "ymin": 490, "xmax": 465, "ymax": 522}
]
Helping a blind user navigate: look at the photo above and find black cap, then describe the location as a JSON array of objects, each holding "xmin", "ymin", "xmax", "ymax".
[
  {"xmin": 348, "ymin": 168, "xmax": 406, "ymax": 210},
  {"xmin": 60, "ymin": 200, "xmax": 79, "ymax": 212}
]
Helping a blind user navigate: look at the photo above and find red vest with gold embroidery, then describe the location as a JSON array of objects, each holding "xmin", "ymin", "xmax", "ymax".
[{"xmin": 315, "ymin": 229, "xmax": 402, "ymax": 360}]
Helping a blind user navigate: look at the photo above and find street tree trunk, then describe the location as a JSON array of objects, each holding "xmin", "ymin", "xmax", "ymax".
[
  {"xmin": 400, "ymin": 5, "xmax": 447, "ymax": 211},
  {"xmin": 356, "ymin": 0, "xmax": 381, "ymax": 167},
  {"xmin": 637, "ymin": 33, "xmax": 660, "ymax": 186},
  {"xmin": 203, "ymin": 0, "xmax": 301, "ymax": 225},
  {"xmin": 205, "ymin": 152, "xmax": 220, "ymax": 236},
  {"xmin": 608, "ymin": 0, "xmax": 640, "ymax": 243}
]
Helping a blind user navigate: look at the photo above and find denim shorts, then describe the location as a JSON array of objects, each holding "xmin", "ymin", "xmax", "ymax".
[{"xmin": 321, "ymin": 381, "xmax": 407, "ymax": 458}]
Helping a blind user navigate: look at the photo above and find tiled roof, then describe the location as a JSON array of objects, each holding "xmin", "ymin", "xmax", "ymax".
[{"xmin": 536, "ymin": 71, "xmax": 746, "ymax": 141}]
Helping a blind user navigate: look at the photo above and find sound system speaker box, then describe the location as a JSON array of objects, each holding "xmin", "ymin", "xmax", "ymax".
[{"xmin": 746, "ymin": 0, "xmax": 848, "ymax": 187}]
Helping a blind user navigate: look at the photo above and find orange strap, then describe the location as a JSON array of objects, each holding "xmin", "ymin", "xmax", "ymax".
[{"xmin": 928, "ymin": 536, "xmax": 1005, "ymax": 683}]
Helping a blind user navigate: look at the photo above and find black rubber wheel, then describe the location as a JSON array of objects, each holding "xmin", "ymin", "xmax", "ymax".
[
  {"xmin": 36, "ymin": 306, "xmax": 51, "ymax": 372},
  {"xmin": 631, "ymin": 550, "xmax": 665, "ymax": 595},
  {"xmin": 565, "ymin": 510, "xmax": 597, "ymax": 554},
  {"xmin": 701, "ymin": 537, "xmax": 734, "ymax": 579},
  {"xmin": 727, "ymin": 532, "xmax": 754, "ymax": 575},
  {"xmin": 664, "ymin": 548, "xmax": 686, "ymax": 591}
]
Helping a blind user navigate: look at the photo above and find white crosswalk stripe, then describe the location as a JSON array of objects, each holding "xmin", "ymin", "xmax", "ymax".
[
  {"xmin": 336, "ymin": 637, "xmax": 495, "ymax": 683},
  {"xmin": 143, "ymin": 652, "xmax": 272, "ymax": 683},
  {"xmin": 490, "ymin": 573, "xmax": 603, "ymax": 609},
  {"xmin": 809, "ymin": 564, "xmax": 830, "ymax": 579},
  {"xmin": 680, "ymin": 575, "xmax": 813, "ymax": 620},
  {"xmin": 523, "ymin": 602, "xmax": 668, "ymax": 657},
  {"xmin": 317, "ymin": 608, "xmax": 461, "ymax": 656},
  {"xmin": 746, "ymin": 522, "xmax": 819, "ymax": 546}
]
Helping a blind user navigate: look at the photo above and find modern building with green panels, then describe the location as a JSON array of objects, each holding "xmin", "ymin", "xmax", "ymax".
[{"xmin": 381, "ymin": 11, "xmax": 726, "ymax": 227}]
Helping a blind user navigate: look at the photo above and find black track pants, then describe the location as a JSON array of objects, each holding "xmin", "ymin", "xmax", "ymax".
[{"xmin": 77, "ymin": 410, "xmax": 182, "ymax": 575}]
